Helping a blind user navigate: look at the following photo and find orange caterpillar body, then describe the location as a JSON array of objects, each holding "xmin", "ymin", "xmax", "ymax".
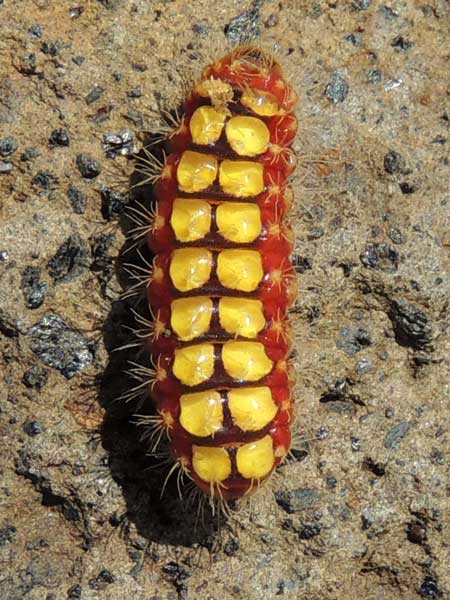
[{"xmin": 147, "ymin": 47, "xmax": 297, "ymax": 501}]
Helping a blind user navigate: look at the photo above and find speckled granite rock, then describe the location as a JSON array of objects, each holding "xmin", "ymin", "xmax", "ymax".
[{"xmin": 0, "ymin": 1, "xmax": 449, "ymax": 599}]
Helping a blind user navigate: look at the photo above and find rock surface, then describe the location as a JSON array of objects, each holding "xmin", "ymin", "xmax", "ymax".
[{"xmin": 0, "ymin": 1, "xmax": 449, "ymax": 599}]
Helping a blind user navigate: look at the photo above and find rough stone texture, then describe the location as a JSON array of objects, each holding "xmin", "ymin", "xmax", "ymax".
[{"xmin": 0, "ymin": 1, "xmax": 449, "ymax": 599}]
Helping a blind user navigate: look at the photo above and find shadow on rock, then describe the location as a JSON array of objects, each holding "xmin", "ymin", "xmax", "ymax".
[{"xmin": 97, "ymin": 137, "xmax": 221, "ymax": 551}]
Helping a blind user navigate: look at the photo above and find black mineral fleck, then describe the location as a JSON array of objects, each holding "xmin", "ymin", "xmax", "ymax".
[
  {"xmin": 76, "ymin": 154, "xmax": 101, "ymax": 179},
  {"xmin": 320, "ymin": 378, "xmax": 362, "ymax": 413},
  {"xmin": 67, "ymin": 186, "xmax": 87, "ymax": 214},
  {"xmin": 352, "ymin": 0, "xmax": 371, "ymax": 9},
  {"xmin": 419, "ymin": 576, "xmax": 442, "ymax": 599},
  {"xmin": 384, "ymin": 150, "xmax": 406, "ymax": 174},
  {"xmin": 325, "ymin": 72, "xmax": 349, "ymax": 103},
  {"xmin": 381, "ymin": 5, "xmax": 399, "ymax": 18},
  {"xmin": 49, "ymin": 128, "xmax": 70, "ymax": 147},
  {"xmin": 90, "ymin": 233, "xmax": 115, "ymax": 295},
  {"xmin": 399, "ymin": 182, "xmax": 416, "ymax": 194},
  {"xmin": 162, "ymin": 561, "xmax": 190, "ymax": 597},
  {"xmin": 367, "ymin": 69, "xmax": 382, "ymax": 84},
  {"xmin": 362, "ymin": 457, "xmax": 385, "ymax": 476},
  {"xmin": 391, "ymin": 35, "xmax": 414, "ymax": 51},
  {"xmin": 72, "ymin": 55, "xmax": 85, "ymax": 66},
  {"xmin": 22, "ymin": 365, "xmax": 48, "ymax": 389},
  {"xmin": 85, "ymin": 86, "xmax": 105, "ymax": 105},
  {"xmin": 298, "ymin": 523, "xmax": 321, "ymax": 540},
  {"xmin": 387, "ymin": 226, "xmax": 405, "ymax": 244},
  {"xmin": 275, "ymin": 488, "xmax": 320, "ymax": 513},
  {"xmin": 127, "ymin": 87, "xmax": 142, "ymax": 98},
  {"xmin": 62, "ymin": 504, "xmax": 80, "ymax": 522},
  {"xmin": 345, "ymin": 33, "xmax": 361, "ymax": 46},
  {"xmin": 29, "ymin": 314, "xmax": 94, "ymax": 379},
  {"xmin": 0, "ymin": 136, "xmax": 18, "ymax": 157},
  {"xmin": 19, "ymin": 53, "xmax": 37, "ymax": 74},
  {"xmin": 224, "ymin": 4, "xmax": 261, "ymax": 43},
  {"xmin": 103, "ymin": 130, "xmax": 136, "ymax": 158},
  {"xmin": 388, "ymin": 300, "xmax": 433, "ymax": 350},
  {"xmin": 384, "ymin": 420, "xmax": 410, "ymax": 450},
  {"xmin": 336, "ymin": 326, "xmax": 371, "ymax": 356},
  {"xmin": 407, "ymin": 521, "xmax": 427, "ymax": 545},
  {"xmin": 326, "ymin": 476, "xmax": 337, "ymax": 489},
  {"xmin": 131, "ymin": 62, "xmax": 147, "ymax": 72},
  {"xmin": 47, "ymin": 234, "xmax": 90, "ymax": 282},
  {"xmin": 41, "ymin": 40, "xmax": 61, "ymax": 56},
  {"xmin": 22, "ymin": 266, "xmax": 47, "ymax": 309},
  {"xmin": 360, "ymin": 243, "xmax": 399, "ymax": 272},
  {"xmin": 292, "ymin": 255, "xmax": 312, "ymax": 273},
  {"xmin": 0, "ymin": 526, "xmax": 17, "ymax": 546},
  {"xmin": 23, "ymin": 420, "xmax": 44, "ymax": 436},
  {"xmin": 192, "ymin": 20, "xmax": 209, "ymax": 35},
  {"xmin": 32, "ymin": 171, "xmax": 58, "ymax": 190},
  {"xmin": 69, "ymin": 7, "xmax": 84, "ymax": 18},
  {"xmin": 67, "ymin": 584, "xmax": 82, "ymax": 599},
  {"xmin": 163, "ymin": 561, "xmax": 190, "ymax": 581},
  {"xmin": 351, "ymin": 437, "xmax": 362, "ymax": 452},
  {"xmin": 88, "ymin": 569, "xmax": 115, "ymax": 590},
  {"xmin": 0, "ymin": 309, "xmax": 19, "ymax": 338},
  {"xmin": 101, "ymin": 187, "xmax": 128, "ymax": 219},
  {"xmin": 223, "ymin": 538, "xmax": 240, "ymax": 556},
  {"xmin": 28, "ymin": 24, "xmax": 43, "ymax": 38},
  {"xmin": 20, "ymin": 147, "xmax": 40, "ymax": 162}
]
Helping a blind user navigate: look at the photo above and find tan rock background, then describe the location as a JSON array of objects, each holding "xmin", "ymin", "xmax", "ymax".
[{"xmin": 0, "ymin": 1, "xmax": 449, "ymax": 599}]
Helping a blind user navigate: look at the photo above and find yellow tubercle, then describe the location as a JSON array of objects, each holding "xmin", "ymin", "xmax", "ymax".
[
  {"xmin": 222, "ymin": 341, "xmax": 273, "ymax": 381},
  {"xmin": 275, "ymin": 445, "xmax": 288, "ymax": 460},
  {"xmin": 216, "ymin": 202, "xmax": 262, "ymax": 243},
  {"xmin": 228, "ymin": 386, "xmax": 277, "ymax": 431},
  {"xmin": 169, "ymin": 248, "xmax": 212, "ymax": 292},
  {"xmin": 217, "ymin": 249, "xmax": 263, "ymax": 291},
  {"xmin": 236, "ymin": 435, "xmax": 275, "ymax": 479},
  {"xmin": 177, "ymin": 151, "xmax": 218, "ymax": 193},
  {"xmin": 225, "ymin": 116, "xmax": 270, "ymax": 156},
  {"xmin": 153, "ymin": 264, "xmax": 164, "ymax": 284},
  {"xmin": 180, "ymin": 390, "xmax": 223, "ymax": 437},
  {"xmin": 219, "ymin": 160, "xmax": 264, "ymax": 197},
  {"xmin": 172, "ymin": 343, "xmax": 215, "ymax": 386},
  {"xmin": 195, "ymin": 78, "xmax": 234, "ymax": 111},
  {"xmin": 171, "ymin": 296, "xmax": 213, "ymax": 341},
  {"xmin": 241, "ymin": 88, "xmax": 281, "ymax": 117},
  {"xmin": 189, "ymin": 106, "xmax": 227, "ymax": 145},
  {"xmin": 219, "ymin": 297, "xmax": 265, "ymax": 338},
  {"xmin": 192, "ymin": 445, "xmax": 231, "ymax": 483},
  {"xmin": 171, "ymin": 198, "xmax": 211, "ymax": 242}
]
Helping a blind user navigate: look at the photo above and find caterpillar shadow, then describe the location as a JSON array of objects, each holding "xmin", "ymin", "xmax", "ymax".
[{"xmin": 98, "ymin": 137, "xmax": 224, "ymax": 552}]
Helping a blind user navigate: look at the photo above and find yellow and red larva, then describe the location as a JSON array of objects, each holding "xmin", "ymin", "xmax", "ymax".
[{"xmin": 144, "ymin": 46, "xmax": 297, "ymax": 501}]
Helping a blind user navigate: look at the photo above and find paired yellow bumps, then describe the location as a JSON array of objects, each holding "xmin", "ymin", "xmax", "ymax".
[
  {"xmin": 177, "ymin": 108, "xmax": 269, "ymax": 197},
  {"xmin": 171, "ymin": 198, "xmax": 262, "ymax": 243},
  {"xmin": 169, "ymin": 248, "xmax": 263, "ymax": 292},
  {"xmin": 180, "ymin": 386, "xmax": 277, "ymax": 437},
  {"xmin": 172, "ymin": 341, "xmax": 272, "ymax": 386},
  {"xmin": 189, "ymin": 106, "xmax": 270, "ymax": 156},
  {"xmin": 177, "ymin": 151, "xmax": 265, "ymax": 197},
  {"xmin": 192, "ymin": 435, "xmax": 275, "ymax": 482},
  {"xmin": 171, "ymin": 296, "xmax": 265, "ymax": 341}
]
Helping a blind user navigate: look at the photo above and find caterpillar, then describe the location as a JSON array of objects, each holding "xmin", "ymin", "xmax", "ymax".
[{"xmin": 138, "ymin": 46, "xmax": 297, "ymax": 505}]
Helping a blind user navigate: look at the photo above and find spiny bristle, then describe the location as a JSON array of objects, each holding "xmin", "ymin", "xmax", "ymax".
[
  {"xmin": 143, "ymin": 106, "xmax": 185, "ymax": 145},
  {"xmin": 120, "ymin": 250, "xmax": 154, "ymax": 300},
  {"xmin": 132, "ymin": 147, "xmax": 166, "ymax": 188}
]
